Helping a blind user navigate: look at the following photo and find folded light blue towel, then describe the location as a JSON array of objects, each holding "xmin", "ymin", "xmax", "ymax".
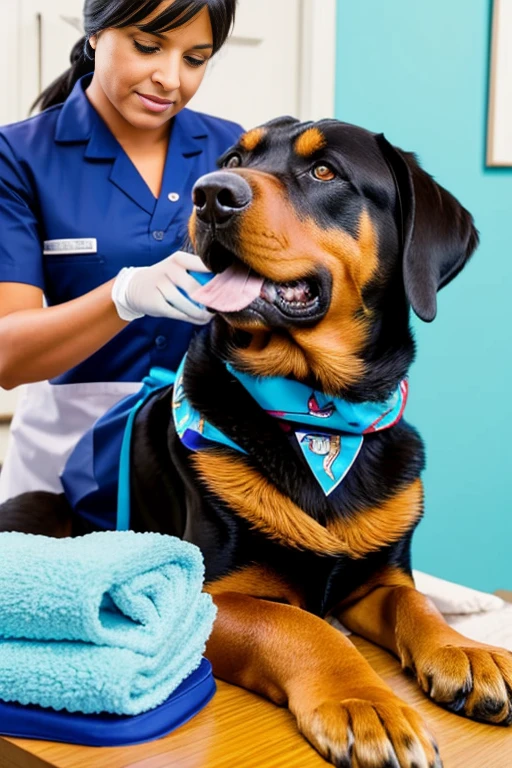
[{"xmin": 0, "ymin": 531, "xmax": 216, "ymax": 716}]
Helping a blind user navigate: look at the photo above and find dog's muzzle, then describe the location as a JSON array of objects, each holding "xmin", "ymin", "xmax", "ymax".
[{"xmin": 192, "ymin": 172, "xmax": 252, "ymax": 226}]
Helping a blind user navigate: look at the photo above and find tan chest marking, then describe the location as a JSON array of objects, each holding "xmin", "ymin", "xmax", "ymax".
[
  {"xmin": 326, "ymin": 478, "xmax": 423, "ymax": 558},
  {"xmin": 193, "ymin": 451, "xmax": 423, "ymax": 559}
]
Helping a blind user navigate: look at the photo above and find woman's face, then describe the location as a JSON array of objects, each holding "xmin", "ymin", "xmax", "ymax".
[{"xmin": 89, "ymin": 2, "xmax": 213, "ymax": 131}]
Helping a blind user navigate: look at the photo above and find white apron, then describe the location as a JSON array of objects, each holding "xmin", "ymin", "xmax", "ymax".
[{"xmin": 0, "ymin": 380, "xmax": 141, "ymax": 503}]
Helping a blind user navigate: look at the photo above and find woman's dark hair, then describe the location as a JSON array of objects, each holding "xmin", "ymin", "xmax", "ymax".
[{"xmin": 33, "ymin": 0, "xmax": 236, "ymax": 112}]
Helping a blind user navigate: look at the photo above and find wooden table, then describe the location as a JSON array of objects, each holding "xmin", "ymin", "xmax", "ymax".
[{"xmin": 1, "ymin": 636, "xmax": 511, "ymax": 768}]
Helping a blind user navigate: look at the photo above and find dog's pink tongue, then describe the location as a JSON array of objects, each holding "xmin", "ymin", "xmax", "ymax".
[{"xmin": 191, "ymin": 263, "xmax": 264, "ymax": 313}]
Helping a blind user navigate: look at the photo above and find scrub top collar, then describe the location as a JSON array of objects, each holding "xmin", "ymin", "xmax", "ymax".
[{"xmin": 54, "ymin": 75, "xmax": 209, "ymax": 219}]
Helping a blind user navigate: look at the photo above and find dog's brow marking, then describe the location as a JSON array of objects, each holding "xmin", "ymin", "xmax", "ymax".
[
  {"xmin": 240, "ymin": 128, "xmax": 267, "ymax": 151},
  {"xmin": 294, "ymin": 128, "xmax": 327, "ymax": 157},
  {"xmin": 192, "ymin": 452, "xmax": 423, "ymax": 559}
]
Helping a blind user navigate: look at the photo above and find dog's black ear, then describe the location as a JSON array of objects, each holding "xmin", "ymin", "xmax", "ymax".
[{"xmin": 375, "ymin": 134, "xmax": 479, "ymax": 322}]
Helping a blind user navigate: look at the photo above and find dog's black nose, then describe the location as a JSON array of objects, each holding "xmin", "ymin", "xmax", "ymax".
[{"xmin": 192, "ymin": 172, "xmax": 252, "ymax": 224}]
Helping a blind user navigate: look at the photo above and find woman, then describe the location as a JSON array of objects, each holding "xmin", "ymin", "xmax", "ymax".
[{"xmin": 0, "ymin": 0, "xmax": 241, "ymax": 502}]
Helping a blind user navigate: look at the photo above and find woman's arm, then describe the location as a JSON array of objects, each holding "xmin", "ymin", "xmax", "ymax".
[
  {"xmin": 0, "ymin": 281, "xmax": 127, "ymax": 389},
  {"xmin": 0, "ymin": 251, "xmax": 212, "ymax": 389}
]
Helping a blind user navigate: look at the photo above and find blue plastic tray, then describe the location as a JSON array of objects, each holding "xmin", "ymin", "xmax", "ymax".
[{"xmin": 0, "ymin": 657, "xmax": 215, "ymax": 747}]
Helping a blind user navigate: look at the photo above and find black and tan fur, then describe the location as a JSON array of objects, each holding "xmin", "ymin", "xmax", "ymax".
[{"xmin": 2, "ymin": 118, "xmax": 511, "ymax": 768}]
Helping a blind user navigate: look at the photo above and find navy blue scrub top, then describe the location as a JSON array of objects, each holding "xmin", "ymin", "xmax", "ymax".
[{"xmin": 0, "ymin": 75, "xmax": 243, "ymax": 383}]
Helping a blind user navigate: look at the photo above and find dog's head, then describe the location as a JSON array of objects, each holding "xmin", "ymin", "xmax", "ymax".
[{"xmin": 188, "ymin": 118, "xmax": 478, "ymax": 398}]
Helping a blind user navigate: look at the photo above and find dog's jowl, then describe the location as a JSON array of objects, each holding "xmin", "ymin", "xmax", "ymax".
[{"xmin": 2, "ymin": 118, "xmax": 510, "ymax": 768}]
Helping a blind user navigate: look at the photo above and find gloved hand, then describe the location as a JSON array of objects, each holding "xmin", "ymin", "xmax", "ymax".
[{"xmin": 111, "ymin": 251, "xmax": 213, "ymax": 324}]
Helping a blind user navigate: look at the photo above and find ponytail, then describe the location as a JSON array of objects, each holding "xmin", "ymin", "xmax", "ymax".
[{"xmin": 31, "ymin": 37, "xmax": 95, "ymax": 113}]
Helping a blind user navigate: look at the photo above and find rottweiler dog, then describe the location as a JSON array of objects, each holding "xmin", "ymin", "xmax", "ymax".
[{"xmin": 2, "ymin": 118, "xmax": 511, "ymax": 768}]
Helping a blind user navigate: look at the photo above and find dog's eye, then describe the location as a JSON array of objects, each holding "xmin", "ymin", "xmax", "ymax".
[
  {"xmin": 224, "ymin": 153, "xmax": 242, "ymax": 169},
  {"xmin": 312, "ymin": 164, "xmax": 336, "ymax": 182}
]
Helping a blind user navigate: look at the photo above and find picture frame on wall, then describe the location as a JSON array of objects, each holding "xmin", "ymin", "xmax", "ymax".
[{"xmin": 487, "ymin": 0, "xmax": 512, "ymax": 166}]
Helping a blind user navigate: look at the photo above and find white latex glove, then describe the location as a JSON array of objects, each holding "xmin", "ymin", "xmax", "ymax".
[{"xmin": 111, "ymin": 251, "xmax": 212, "ymax": 324}]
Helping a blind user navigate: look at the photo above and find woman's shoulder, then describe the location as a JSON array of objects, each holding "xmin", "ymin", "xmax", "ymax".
[
  {"xmin": 0, "ymin": 104, "xmax": 64, "ymax": 158},
  {"xmin": 181, "ymin": 108, "xmax": 244, "ymax": 144}
]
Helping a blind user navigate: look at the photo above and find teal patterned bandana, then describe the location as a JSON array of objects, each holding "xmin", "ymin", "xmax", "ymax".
[{"xmin": 173, "ymin": 356, "xmax": 408, "ymax": 496}]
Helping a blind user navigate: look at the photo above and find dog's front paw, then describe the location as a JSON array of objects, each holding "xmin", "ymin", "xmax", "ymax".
[
  {"xmin": 404, "ymin": 644, "xmax": 512, "ymax": 725},
  {"xmin": 296, "ymin": 694, "xmax": 441, "ymax": 768}
]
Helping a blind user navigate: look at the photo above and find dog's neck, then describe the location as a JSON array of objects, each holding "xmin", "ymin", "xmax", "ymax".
[
  {"xmin": 177, "ymin": 341, "xmax": 409, "ymax": 498},
  {"xmin": 206, "ymin": 309, "xmax": 415, "ymax": 404}
]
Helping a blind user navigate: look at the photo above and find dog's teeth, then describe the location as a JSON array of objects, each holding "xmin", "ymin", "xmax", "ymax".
[
  {"xmin": 261, "ymin": 283, "xmax": 277, "ymax": 302},
  {"xmin": 262, "ymin": 277, "xmax": 319, "ymax": 313},
  {"xmin": 282, "ymin": 287, "xmax": 298, "ymax": 302},
  {"xmin": 277, "ymin": 281, "xmax": 313, "ymax": 305}
]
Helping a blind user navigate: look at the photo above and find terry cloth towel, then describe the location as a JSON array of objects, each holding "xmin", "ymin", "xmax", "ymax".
[{"xmin": 0, "ymin": 531, "xmax": 217, "ymax": 716}]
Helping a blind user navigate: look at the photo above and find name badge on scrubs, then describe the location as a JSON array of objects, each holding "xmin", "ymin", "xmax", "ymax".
[{"xmin": 43, "ymin": 239, "xmax": 98, "ymax": 255}]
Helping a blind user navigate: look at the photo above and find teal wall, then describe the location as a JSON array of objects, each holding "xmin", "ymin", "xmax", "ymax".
[{"xmin": 336, "ymin": 0, "xmax": 511, "ymax": 592}]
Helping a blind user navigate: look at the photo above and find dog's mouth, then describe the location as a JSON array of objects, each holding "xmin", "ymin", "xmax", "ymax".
[
  {"xmin": 191, "ymin": 242, "xmax": 327, "ymax": 323},
  {"xmin": 260, "ymin": 278, "xmax": 321, "ymax": 318}
]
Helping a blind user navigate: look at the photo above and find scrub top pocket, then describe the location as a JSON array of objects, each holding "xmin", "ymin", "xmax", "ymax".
[{"xmin": 44, "ymin": 253, "xmax": 106, "ymax": 304}]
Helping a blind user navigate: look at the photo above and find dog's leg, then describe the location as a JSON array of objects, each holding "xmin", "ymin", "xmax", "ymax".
[
  {"xmin": 0, "ymin": 491, "xmax": 73, "ymax": 536},
  {"xmin": 207, "ymin": 592, "xmax": 441, "ymax": 768},
  {"xmin": 337, "ymin": 570, "xmax": 512, "ymax": 726}
]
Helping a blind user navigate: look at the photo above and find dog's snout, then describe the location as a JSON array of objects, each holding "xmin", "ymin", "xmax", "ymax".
[{"xmin": 193, "ymin": 172, "xmax": 252, "ymax": 225}]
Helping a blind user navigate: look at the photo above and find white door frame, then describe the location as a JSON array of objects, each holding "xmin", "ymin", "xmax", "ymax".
[{"xmin": 299, "ymin": 0, "xmax": 337, "ymax": 121}]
